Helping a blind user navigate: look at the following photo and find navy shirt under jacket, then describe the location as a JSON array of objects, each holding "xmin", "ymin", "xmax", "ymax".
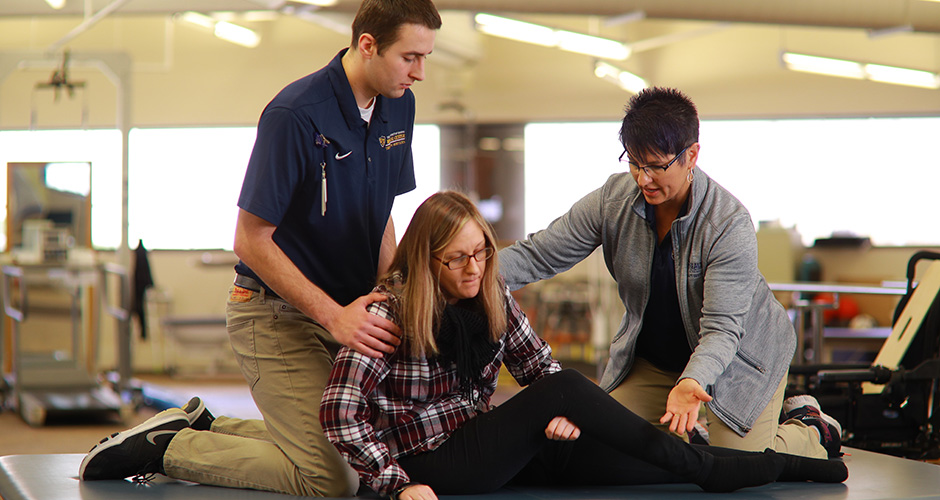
[
  {"xmin": 235, "ymin": 49, "xmax": 417, "ymax": 307},
  {"xmin": 635, "ymin": 199, "xmax": 693, "ymax": 373}
]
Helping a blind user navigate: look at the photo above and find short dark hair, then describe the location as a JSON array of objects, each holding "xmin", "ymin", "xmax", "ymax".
[
  {"xmin": 351, "ymin": 0, "xmax": 442, "ymax": 54},
  {"xmin": 619, "ymin": 87, "xmax": 699, "ymax": 162}
]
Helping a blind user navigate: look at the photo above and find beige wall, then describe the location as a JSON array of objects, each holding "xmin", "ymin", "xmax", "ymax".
[{"xmin": 93, "ymin": 250, "xmax": 236, "ymax": 372}]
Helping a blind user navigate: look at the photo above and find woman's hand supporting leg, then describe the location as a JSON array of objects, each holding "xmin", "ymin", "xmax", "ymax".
[{"xmin": 545, "ymin": 417, "xmax": 581, "ymax": 441}]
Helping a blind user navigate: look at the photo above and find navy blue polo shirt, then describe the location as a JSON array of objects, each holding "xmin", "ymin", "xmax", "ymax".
[
  {"xmin": 235, "ymin": 49, "xmax": 416, "ymax": 306},
  {"xmin": 635, "ymin": 199, "xmax": 693, "ymax": 373}
]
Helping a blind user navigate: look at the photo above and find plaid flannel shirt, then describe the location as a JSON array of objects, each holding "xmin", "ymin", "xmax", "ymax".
[{"xmin": 320, "ymin": 285, "xmax": 560, "ymax": 495}]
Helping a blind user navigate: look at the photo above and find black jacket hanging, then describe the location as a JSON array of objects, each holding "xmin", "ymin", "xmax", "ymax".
[{"xmin": 131, "ymin": 240, "xmax": 155, "ymax": 339}]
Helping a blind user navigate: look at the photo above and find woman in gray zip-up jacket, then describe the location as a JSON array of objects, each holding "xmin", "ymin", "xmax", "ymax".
[{"xmin": 500, "ymin": 88, "xmax": 838, "ymax": 460}]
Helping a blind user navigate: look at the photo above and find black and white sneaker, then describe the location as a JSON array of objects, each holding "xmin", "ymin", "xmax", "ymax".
[
  {"xmin": 783, "ymin": 395, "xmax": 843, "ymax": 458},
  {"xmin": 79, "ymin": 408, "xmax": 189, "ymax": 481},
  {"xmin": 181, "ymin": 396, "xmax": 215, "ymax": 431}
]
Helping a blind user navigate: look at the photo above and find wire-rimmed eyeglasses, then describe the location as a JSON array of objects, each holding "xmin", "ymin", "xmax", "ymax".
[
  {"xmin": 434, "ymin": 247, "xmax": 495, "ymax": 270},
  {"xmin": 620, "ymin": 144, "xmax": 691, "ymax": 177}
]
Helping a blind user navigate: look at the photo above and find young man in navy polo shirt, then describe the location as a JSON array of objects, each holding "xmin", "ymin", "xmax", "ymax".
[{"xmin": 79, "ymin": 0, "xmax": 442, "ymax": 495}]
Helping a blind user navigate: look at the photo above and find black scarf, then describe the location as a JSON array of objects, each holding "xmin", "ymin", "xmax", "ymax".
[{"xmin": 434, "ymin": 301, "xmax": 500, "ymax": 403}]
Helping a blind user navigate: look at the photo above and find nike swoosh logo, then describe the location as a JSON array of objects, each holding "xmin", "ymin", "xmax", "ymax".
[
  {"xmin": 146, "ymin": 430, "xmax": 178, "ymax": 445},
  {"xmin": 335, "ymin": 151, "xmax": 352, "ymax": 160}
]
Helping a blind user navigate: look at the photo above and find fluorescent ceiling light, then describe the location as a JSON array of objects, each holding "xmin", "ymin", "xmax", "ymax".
[
  {"xmin": 474, "ymin": 13, "xmax": 556, "ymax": 47},
  {"xmin": 214, "ymin": 21, "xmax": 261, "ymax": 48},
  {"xmin": 556, "ymin": 30, "xmax": 631, "ymax": 60},
  {"xmin": 865, "ymin": 63, "xmax": 940, "ymax": 89},
  {"xmin": 782, "ymin": 51, "xmax": 940, "ymax": 89},
  {"xmin": 475, "ymin": 13, "xmax": 630, "ymax": 60},
  {"xmin": 604, "ymin": 10, "xmax": 646, "ymax": 27},
  {"xmin": 180, "ymin": 11, "xmax": 261, "ymax": 48},
  {"xmin": 45, "ymin": 0, "xmax": 66, "ymax": 9},
  {"xmin": 594, "ymin": 61, "xmax": 646, "ymax": 93},
  {"xmin": 781, "ymin": 52, "xmax": 864, "ymax": 79},
  {"xmin": 212, "ymin": 11, "xmax": 280, "ymax": 22},
  {"xmin": 291, "ymin": 0, "xmax": 339, "ymax": 5},
  {"xmin": 181, "ymin": 11, "xmax": 216, "ymax": 30},
  {"xmin": 867, "ymin": 24, "xmax": 913, "ymax": 39}
]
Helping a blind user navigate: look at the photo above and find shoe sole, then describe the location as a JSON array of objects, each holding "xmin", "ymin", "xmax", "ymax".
[
  {"xmin": 183, "ymin": 397, "xmax": 206, "ymax": 425},
  {"xmin": 182, "ymin": 397, "xmax": 205, "ymax": 424},
  {"xmin": 784, "ymin": 396, "xmax": 842, "ymax": 437},
  {"xmin": 182, "ymin": 397, "xmax": 215, "ymax": 431},
  {"xmin": 818, "ymin": 411, "xmax": 843, "ymax": 438},
  {"xmin": 79, "ymin": 410, "xmax": 188, "ymax": 480},
  {"xmin": 783, "ymin": 395, "xmax": 819, "ymax": 415}
]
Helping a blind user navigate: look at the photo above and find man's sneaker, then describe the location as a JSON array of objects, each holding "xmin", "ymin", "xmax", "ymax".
[
  {"xmin": 79, "ymin": 408, "xmax": 189, "ymax": 481},
  {"xmin": 181, "ymin": 396, "xmax": 215, "ymax": 431},
  {"xmin": 783, "ymin": 395, "xmax": 843, "ymax": 458}
]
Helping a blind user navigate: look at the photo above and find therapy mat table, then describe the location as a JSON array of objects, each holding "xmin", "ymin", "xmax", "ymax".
[{"xmin": 2, "ymin": 448, "xmax": 939, "ymax": 500}]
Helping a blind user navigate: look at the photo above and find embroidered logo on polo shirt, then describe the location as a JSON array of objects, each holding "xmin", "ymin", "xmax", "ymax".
[{"xmin": 379, "ymin": 130, "xmax": 407, "ymax": 150}]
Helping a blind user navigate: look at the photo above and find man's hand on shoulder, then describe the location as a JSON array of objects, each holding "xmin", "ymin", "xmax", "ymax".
[{"xmin": 324, "ymin": 292, "xmax": 401, "ymax": 357}]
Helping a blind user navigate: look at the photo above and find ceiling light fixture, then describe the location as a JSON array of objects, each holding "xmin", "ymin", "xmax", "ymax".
[
  {"xmin": 180, "ymin": 11, "xmax": 215, "ymax": 30},
  {"xmin": 604, "ymin": 10, "xmax": 646, "ymax": 28},
  {"xmin": 594, "ymin": 60, "xmax": 647, "ymax": 93},
  {"xmin": 214, "ymin": 21, "xmax": 261, "ymax": 48},
  {"xmin": 211, "ymin": 11, "xmax": 280, "ymax": 23},
  {"xmin": 291, "ymin": 0, "xmax": 339, "ymax": 6},
  {"xmin": 866, "ymin": 24, "xmax": 913, "ymax": 39},
  {"xmin": 781, "ymin": 52, "xmax": 865, "ymax": 80},
  {"xmin": 781, "ymin": 52, "xmax": 940, "ymax": 89},
  {"xmin": 179, "ymin": 11, "xmax": 261, "ymax": 48},
  {"xmin": 474, "ymin": 13, "xmax": 630, "ymax": 60},
  {"xmin": 474, "ymin": 13, "xmax": 556, "ymax": 47},
  {"xmin": 45, "ymin": 0, "xmax": 66, "ymax": 9},
  {"xmin": 866, "ymin": 63, "xmax": 940, "ymax": 88}
]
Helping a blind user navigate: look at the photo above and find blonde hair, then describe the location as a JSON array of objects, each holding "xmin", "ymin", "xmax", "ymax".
[{"xmin": 381, "ymin": 191, "xmax": 506, "ymax": 358}]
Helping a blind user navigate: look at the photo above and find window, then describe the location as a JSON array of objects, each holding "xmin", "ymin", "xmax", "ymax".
[
  {"xmin": 699, "ymin": 117, "xmax": 940, "ymax": 246},
  {"xmin": 128, "ymin": 125, "xmax": 440, "ymax": 250},
  {"xmin": 128, "ymin": 127, "xmax": 255, "ymax": 250},
  {"xmin": 0, "ymin": 125, "xmax": 442, "ymax": 251},
  {"xmin": 524, "ymin": 122, "xmax": 623, "ymax": 235},
  {"xmin": 392, "ymin": 125, "xmax": 441, "ymax": 241},
  {"xmin": 0, "ymin": 129, "xmax": 122, "ymax": 250},
  {"xmin": 524, "ymin": 118, "xmax": 940, "ymax": 246}
]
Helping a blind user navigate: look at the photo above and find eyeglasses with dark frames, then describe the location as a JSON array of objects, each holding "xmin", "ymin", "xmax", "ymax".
[
  {"xmin": 434, "ymin": 247, "xmax": 495, "ymax": 270},
  {"xmin": 619, "ymin": 144, "xmax": 691, "ymax": 177}
]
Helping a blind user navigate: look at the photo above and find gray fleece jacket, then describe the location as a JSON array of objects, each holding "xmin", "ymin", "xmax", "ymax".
[{"xmin": 499, "ymin": 167, "xmax": 795, "ymax": 436}]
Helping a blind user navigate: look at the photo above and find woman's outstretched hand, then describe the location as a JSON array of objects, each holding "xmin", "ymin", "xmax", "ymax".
[
  {"xmin": 660, "ymin": 377, "xmax": 712, "ymax": 435},
  {"xmin": 545, "ymin": 416, "xmax": 581, "ymax": 441},
  {"xmin": 397, "ymin": 483, "xmax": 437, "ymax": 500}
]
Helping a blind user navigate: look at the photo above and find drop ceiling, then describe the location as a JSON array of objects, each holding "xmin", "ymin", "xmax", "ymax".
[
  {"xmin": 2, "ymin": 0, "xmax": 940, "ymax": 125},
  {"xmin": 3, "ymin": 0, "xmax": 940, "ymax": 33}
]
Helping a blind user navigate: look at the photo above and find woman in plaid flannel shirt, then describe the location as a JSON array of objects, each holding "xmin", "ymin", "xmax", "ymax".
[{"xmin": 320, "ymin": 191, "xmax": 847, "ymax": 500}]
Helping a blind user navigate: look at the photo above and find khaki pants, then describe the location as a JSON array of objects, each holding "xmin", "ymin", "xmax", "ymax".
[
  {"xmin": 609, "ymin": 357, "xmax": 826, "ymax": 459},
  {"xmin": 163, "ymin": 285, "xmax": 358, "ymax": 496}
]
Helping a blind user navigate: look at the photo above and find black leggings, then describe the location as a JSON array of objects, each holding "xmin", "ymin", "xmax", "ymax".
[{"xmin": 398, "ymin": 369, "xmax": 725, "ymax": 494}]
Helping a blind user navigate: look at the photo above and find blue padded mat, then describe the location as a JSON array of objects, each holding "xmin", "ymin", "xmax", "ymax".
[{"xmin": 1, "ymin": 448, "xmax": 938, "ymax": 500}]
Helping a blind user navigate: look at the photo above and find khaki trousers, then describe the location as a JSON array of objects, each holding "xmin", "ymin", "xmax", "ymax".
[
  {"xmin": 163, "ymin": 285, "xmax": 358, "ymax": 496},
  {"xmin": 608, "ymin": 357, "xmax": 826, "ymax": 459}
]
